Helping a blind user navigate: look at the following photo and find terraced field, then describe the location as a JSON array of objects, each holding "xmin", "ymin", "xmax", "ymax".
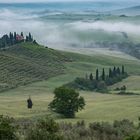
[{"xmin": 0, "ymin": 42, "xmax": 71, "ymax": 92}]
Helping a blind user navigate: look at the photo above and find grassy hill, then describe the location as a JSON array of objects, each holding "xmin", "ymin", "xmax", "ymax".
[
  {"xmin": 0, "ymin": 42, "xmax": 140, "ymax": 122},
  {"xmin": 0, "ymin": 42, "xmax": 71, "ymax": 92}
]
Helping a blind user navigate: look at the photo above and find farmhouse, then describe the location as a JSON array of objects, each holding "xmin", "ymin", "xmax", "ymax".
[{"xmin": 16, "ymin": 34, "xmax": 24, "ymax": 41}]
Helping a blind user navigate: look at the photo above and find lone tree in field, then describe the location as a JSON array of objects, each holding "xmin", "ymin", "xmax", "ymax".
[
  {"xmin": 49, "ymin": 87, "xmax": 85, "ymax": 118},
  {"xmin": 27, "ymin": 96, "xmax": 33, "ymax": 109}
]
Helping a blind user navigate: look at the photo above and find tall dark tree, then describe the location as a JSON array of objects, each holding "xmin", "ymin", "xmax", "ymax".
[
  {"xmin": 109, "ymin": 68, "xmax": 113, "ymax": 78},
  {"xmin": 102, "ymin": 68, "xmax": 105, "ymax": 81},
  {"xmin": 96, "ymin": 69, "xmax": 99, "ymax": 81},
  {"xmin": 113, "ymin": 66, "xmax": 116, "ymax": 77},
  {"xmin": 89, "ymin": 73, "xmax": 93, "ymax": 81},
  {"xmin": 9, "ymin": 32, "xmax": 13, "ymax": 45},
  {"xmin": 29, "ymin": 32, "xmax": 33, "ymax": 42},
  {"xmin": 116, "ymin": 67, "xmax": 121, "ymax": 75},
  {"xmin": 14, "ymin": 32, "xmax": 17, "ymax": 43},
  {"xmin": 21, "ymin": 32, "xmax": 24, "ymax": 37},
  {"xmin": 122, "ymin": 65, "xmax": 125, "ymax": 74},
  {"xmin": 26, "ymin": 36, "xmax": 29, "ymax": 42},
  {"xmin": 27, "ymin": 96, "xmax": 33, "ymax": 109}
]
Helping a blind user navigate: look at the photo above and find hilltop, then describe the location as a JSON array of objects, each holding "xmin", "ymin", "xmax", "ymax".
[{"xmin": 0, "ymin": 42, "xmax": 71, "ymax": 92}]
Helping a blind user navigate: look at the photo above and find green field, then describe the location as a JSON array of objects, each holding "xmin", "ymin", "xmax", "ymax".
[
  {"xmin": 0, "ymin": 42, "xmax": 71, "ymax": 92},
  {"xmin": 0, "ymin": 43, "xmax": 140, "ymax": 123},
  {"xmin": 110, "ymin": 76, "xmax": 140, "ymax": 93}
]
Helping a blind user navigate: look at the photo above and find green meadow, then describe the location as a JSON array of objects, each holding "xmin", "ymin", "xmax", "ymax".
[{"xmin": 0, "ymin": 43, "xmax": 140, "ymax": 123}]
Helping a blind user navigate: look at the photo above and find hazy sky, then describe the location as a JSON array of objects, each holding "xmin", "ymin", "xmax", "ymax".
[{"xmin": 0, "ymin": 0, "xmax": 139, "ymax": 3}]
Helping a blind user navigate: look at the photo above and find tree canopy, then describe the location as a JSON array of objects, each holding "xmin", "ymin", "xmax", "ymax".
[{"xmin": 49, "ymin": 87, "xmax": 85, "ymax": 118}]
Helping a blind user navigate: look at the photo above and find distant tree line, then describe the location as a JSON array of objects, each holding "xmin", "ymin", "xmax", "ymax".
[
  {"xmin": 64, "ymin": 65, "xmax": 128, "ymax": 92},
  {"xmin": 0, "ymin": 32, "xmax": 36, "ymax": 48}
]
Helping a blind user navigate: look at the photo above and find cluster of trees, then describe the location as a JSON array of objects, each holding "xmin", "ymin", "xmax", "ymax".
[
  {"xmin": 88, "ymin": 65, "xmax": 127, "ymax": 85},
  {"xmin": 1, "ymin": 115, "xmax": 140, "ymax": 140},
  {"xmin": 0, "ymin": 32, "xmax": 34, "ymax": 48},
  {"xmin": 64, "ymin": 66, "xmax": 128, "ymax": 92}
]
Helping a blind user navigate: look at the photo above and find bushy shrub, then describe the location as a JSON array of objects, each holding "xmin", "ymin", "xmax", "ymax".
[
  {"xmin": 96, "ymin": 81, "xmax": 108, "ymax": 93},
  {"xmin": 124, "ymin": 135, "xmax": 140, "ymax": 140},
  {"xmin": 0, "ymin": 115, "xmax": 18, "ymax": 140},
  {"xmin": 25, "ymin": 117, "xmax": 63, "ymax": 140},
  {"xmin": 65, "ymin": 78, "xmax": 97, "ymax": 91},
  {"xmin": 113, "ymin": 119, "xmax": 135, "ymax": 136},
  {"xmin": 59, "ymin": 119, "xmax": 140, "ymax": 140}
]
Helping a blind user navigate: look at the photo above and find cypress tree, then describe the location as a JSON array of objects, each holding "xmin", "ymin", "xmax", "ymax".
[
  {"xmin": 21, "ymin": 32, "xmax": 23, "ymax": 37},
  {"xmin": 29, "ymin": 32, "xmax": 33, "ymax": 42},
  {"xmin": 96, "ymin": 69, "xmax": 99, "ymax": 81},
  {"xmin": 14, "ymin": 32, "xmax": 17, "ymax": 44},
  {"xmin": 116, "ymin": 67, "xmax": 121, "ymax": 75},
  {"xmin": 89, "ymin": 73, "xmax": 93, "ymax": 81},
  {"xmin": 4, "ymin": 35, "xmax": 9, "ymax": 46},
  {"xmin": 9, "ymin": 32, "xmax": 13, "ymax": 45},
  {"xmin": 27, "ymin": 96, "xmax": 33, "ymax": 109},
  {"xmin": 26, "ymin": 36, "xmax": 29, "ymax": 42},
  {"xmin": 9, "ymin": 32, "xmax": 12, "ymax": 40},
  {"xmin": 113, "ymin": 66, "xmax": 116, "ymax": 77},
  {"xmin": 122, "ymin": 65, "xmax": 125, "ymax": 74},
  {"xmin": 109, "ymin": 68, "xmax": 113, "ymax": 78},
  {"xmin": 102, "ymin": 68, "xmax": 105, "ymax": 81}
]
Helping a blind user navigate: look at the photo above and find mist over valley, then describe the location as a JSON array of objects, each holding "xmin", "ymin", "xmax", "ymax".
[{"xmin": 0, "ymin": 1, "xmax": 140, "ymax": 59}]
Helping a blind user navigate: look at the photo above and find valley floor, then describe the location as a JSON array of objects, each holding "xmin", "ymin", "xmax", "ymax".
[
  {"xmin": 0, "ymin": 74, "xmax": 140, "ymax": 123},
  {"xmin": 0, "ymin": 76, "xmax": 140, "ymax": 123}
]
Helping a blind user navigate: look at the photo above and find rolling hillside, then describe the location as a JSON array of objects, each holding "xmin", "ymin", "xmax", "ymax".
[
  {"xmin": 0, "ymin": 42, "xmax": 140, "ymax": 93},
  {"xmin": 0, "ymin": 42, "xmax": 71, "ymax": 92},
  {"xmin": 111, "ymin": 5, "xmax": 140, "ymax": 16},
  {"xmin": 0, "ymin": 42, "xmax": 139, "ymax": 121}
]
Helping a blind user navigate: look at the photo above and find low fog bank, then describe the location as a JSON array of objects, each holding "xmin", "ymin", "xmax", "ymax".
[{"xmin": 0, "ymin": 8, "xmax": 140, "ymax": 59}]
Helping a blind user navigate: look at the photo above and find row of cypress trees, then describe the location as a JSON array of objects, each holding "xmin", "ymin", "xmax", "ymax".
[
  {"xmin": 88, "ymin": 65, "xmax": 126, "ymax": 82},
  {"xmin": 0, "ymin": 32, "xmax": 33, "ymax": 48}
]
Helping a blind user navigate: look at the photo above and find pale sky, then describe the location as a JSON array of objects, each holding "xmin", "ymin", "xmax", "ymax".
[{"xmin": 0, "ymin": 0, "xmax": 139, "ymax": 3}]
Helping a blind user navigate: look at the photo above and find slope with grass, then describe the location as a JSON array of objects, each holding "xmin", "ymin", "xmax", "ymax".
[
  {"xmin": 0, "ymin": 78, "xmax": 140, "ymax": 123},
  {"xmin": 110, "ymin": 76, "xmax": 140, "ymax": 94},
  {"xmin": 0, "ymin": 42, "xmax": 71, "ymax": 92},
  {"xmin": 0, "ymin": 43, "xmax": 140, "ymax": 122}
]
